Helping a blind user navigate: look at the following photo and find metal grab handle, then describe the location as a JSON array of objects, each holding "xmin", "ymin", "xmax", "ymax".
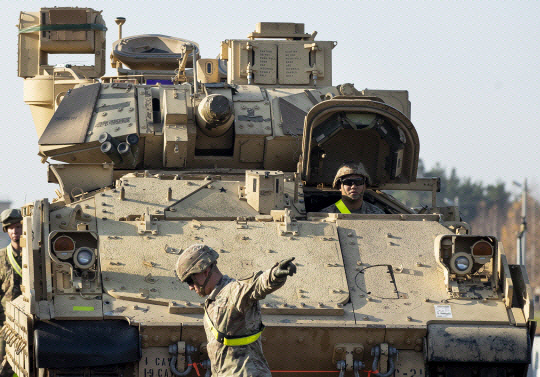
[
  {"xmin": 170, "ymin": 355, "xmax": 193, "ymax": 377},
  {"xmin": 169, "ymin": 343, "xmax": 197, "ymax": 377},
  {"xmin": 371, "ymin": 345, "xmax": 381, "ymax": 373},
  {"xmin": 336, "ymin": 360, "xmax": 346, "ymax": 377},
  {"xmin": 201, "ymin": 359, "xmax": 212, "ymax": 377},
  {"xmin": 371, "ymin": 345, "xmax": 399, "ymax": 377},
  {"xmin": 353, "ymin": 360, "xmax": 365, "ymax": 377}
]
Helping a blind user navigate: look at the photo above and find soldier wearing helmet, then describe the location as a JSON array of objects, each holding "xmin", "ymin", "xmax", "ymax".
[
  {"xmin": 0, "ymin": 209, "xmax": 23, "ymax": 377},
  {"xmin": 175, "ymin": 244, "xmax": 296, "ymax": 377},
  {"xmin": 320, "ymin": 162, "xmax": 384, "ymax": 214}
]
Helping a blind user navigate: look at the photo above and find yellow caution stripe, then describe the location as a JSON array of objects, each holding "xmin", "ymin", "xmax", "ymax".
[
  {"xmin": 73, "ymin": 306, "xmax": 95, "ymax": 312},
  {"xmin": 204, "ymin": 312, "xmax": 264, "ymax": 346}
]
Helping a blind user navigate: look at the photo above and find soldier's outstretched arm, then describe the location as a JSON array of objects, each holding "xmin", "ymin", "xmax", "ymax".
[
  {"xmin": 232, "ymin": 258, "xmax": 297, "ymax": 311},
  {"xmin": 248, "ymin": 258, "xmax": 297, "ymax": 301}
]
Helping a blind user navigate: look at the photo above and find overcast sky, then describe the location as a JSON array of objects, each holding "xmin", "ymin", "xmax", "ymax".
[{"xmin": 1, "ymin": 1, "xmax": 539, "ymax": 208}]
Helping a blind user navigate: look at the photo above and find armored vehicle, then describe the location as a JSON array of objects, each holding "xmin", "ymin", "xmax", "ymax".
[{"xmin": 7, "ymin": 7, "xmax": 535, "ymax": 377}]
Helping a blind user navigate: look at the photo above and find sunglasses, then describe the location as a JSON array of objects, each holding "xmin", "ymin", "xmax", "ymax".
[
  {"xmin": 341, "ymin": 177, "xmax": 366, "ymax": 186},
  {"xmin": 185, "ymin": 276, "xmax": 195, "ymax": 286}
]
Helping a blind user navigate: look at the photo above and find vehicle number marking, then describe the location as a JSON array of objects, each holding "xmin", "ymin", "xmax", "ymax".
[
  {"xmin": 139, "ymin": 347, "xmax": 181, "ymax": 377},
  {"xmin": 142, "ymin": 356, "xmax": 175, "ymax": 377},
  {"xmin": 396, "ymin": 368, "xmax": 424, "ymax": 376}
]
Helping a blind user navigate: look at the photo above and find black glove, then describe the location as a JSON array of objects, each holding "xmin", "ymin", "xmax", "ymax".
[{"xmin": 273, "ymin": 257, "xmax": 297, "ymax": 278}]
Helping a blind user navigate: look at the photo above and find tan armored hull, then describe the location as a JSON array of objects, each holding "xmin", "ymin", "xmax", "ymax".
[{"xmin": 9, "ymin": 7, "xmax": 534, "ymax": 377}]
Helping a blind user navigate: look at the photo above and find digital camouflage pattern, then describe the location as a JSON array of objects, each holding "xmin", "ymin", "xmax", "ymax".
[
  {"xmin": 320, "ymin": 200, "xmax": 384, "ymax": 214},
  {"xmin": 175, "ymin": 244, "xmax": 219, "ymax": 282},
  {"xmin": 332, "ymin": 162, "xmax": 371, "ymax": 188},
  {"xmin": 0, "ymin": 245, "xmax": 22, "ymax": 377},
  {"xmin": 0, "ymin": 209, "xmax": 22, "ymax": 233},
  {"xmin": 204, "ymin": 268, "xmax": 287, "ymax": 377}
]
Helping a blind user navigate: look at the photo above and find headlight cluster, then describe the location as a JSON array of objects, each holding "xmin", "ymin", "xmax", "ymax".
[
  {"xmin": 437, "ymin": 235, "xmax": 495, "ymax": 276},
  {"xmin": 52, "ymin": 234, "xmax": 97, "ymax": 270}
]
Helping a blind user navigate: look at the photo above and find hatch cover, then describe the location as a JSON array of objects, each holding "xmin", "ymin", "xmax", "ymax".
[{"xmin": 39, "ymin": 83, "xmax": 100, "ymax": 145}]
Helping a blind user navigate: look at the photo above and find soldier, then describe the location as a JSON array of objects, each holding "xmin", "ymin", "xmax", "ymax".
[
  {"xmin": 0, "ymin": 209, "xmax": 23, "ymax": 377},
  {"xmin": 320, "ymin": 161, "xmax": 384, "ymax": 214},
  {"xmin": 175, "ymin": 244, "xmax": 296, "ymax": 377}
]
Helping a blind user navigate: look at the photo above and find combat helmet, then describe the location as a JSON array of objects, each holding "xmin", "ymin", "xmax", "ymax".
[
  {"xmin": 175, "ymin": 244, "xmax": 219, "ymax": 282},
  {"xmin": 332, "ymin": 161, "xmax": 371, "ymax": 189},
  {"xmin": 1, "ymin": 209, "xmax": 22, "ymax": 232}
]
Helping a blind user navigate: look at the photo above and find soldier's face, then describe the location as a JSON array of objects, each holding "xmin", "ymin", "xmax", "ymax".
[
  {"xmin": 7, "ymin": 223, "xmax": 22, "ymax": 245},
  {"xmin": 340, "ymin": 174, "xmax": 366, "ymax": 201},
  {"xmin": 188, "ymin": 271, "xmax": 208, "ymax": 297}
]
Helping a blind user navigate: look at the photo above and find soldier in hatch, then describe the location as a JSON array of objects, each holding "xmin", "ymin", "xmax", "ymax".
[
  {"xmin": 320, "ymin": 161, "xmax": 384, "ymax": 214},
  {"xmin": 0, "ymin": 209, "xmax": 23, "ymax": 376},
  {"xmin": 175, "ymin": 244, "xmax": 296, "ymax": 377}
]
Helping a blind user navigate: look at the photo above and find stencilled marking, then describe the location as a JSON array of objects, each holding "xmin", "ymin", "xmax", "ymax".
[
  {"xmin": 96, "ymin": 101, "xmax": 131, "ymax": 112},
  {"xmin": 434, "ymin": 304, "xmax": 452, "ymax": 318},
  {"xmin": 95, "ymin": 117, "xmax": 132, "ymax": 128},
  {"xmin": 143, "ymin": 356, "xmax": 174, "ymax": 377}
]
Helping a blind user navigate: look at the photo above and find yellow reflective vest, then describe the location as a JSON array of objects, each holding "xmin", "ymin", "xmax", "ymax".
[{"xmin": 335, "ymin": 199, "xmax": 351, "ymax": 214}]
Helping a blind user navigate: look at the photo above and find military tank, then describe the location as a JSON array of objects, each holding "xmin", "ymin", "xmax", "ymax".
[{"xmin": 7, "ymin": 7, "xmax": 535, "ymax": 377}]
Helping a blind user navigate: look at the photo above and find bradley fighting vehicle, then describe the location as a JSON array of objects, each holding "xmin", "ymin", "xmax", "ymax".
[{"xmin": 7, "ymin": 7, "xmax": 535, "ymax": 377}]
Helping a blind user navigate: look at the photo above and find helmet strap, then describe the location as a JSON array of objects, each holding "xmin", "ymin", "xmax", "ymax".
[{"xmin": 197, "ymin": 263, "xmax": 216, "ymax": 294}]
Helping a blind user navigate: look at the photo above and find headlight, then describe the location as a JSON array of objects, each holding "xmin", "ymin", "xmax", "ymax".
[
  {"xmin": 53, "ymin": 235, "xmax": 76, "ymax": 260},
  {"xmin": 450, "ymin": 252, "xmax": 473, "ymax": 275},
  {"xmin": 455, "ymin": 256, "xmax": 470, "ymax": 271},
  {"xmin": 73, "ymin": 247, "xmax": 96, "ymax": 269},
  {"xmin": 471, "ymin": 240, "xmax": 494, "ymax": 264}
]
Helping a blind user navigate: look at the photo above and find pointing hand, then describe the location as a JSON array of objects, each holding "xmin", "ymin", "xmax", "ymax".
[{"xmin": 273, "ymin": 257, "xmax": 297, "ymax": 278}]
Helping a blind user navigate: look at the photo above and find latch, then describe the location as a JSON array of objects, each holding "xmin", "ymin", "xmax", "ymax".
[
  {"xmin": 137, "ymin": 207, "xmax": 159, "ymax": 235},
  {"xmin": 236, "ymin": 217, "xmax": 248, "ymax": 229},
  {"xmin": 332, "ymin": 343, "xmax": 365, "ymax": 372},
  {"xmin": 271, "ymin": 208, "xmax": 299, "ymax": 236}
]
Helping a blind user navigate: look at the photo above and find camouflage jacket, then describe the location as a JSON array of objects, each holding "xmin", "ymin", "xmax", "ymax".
[
  {"xmin": 320, "ymin": 199, "xmax": 384, "ymax": 214},
  {"xmin": 204, "ymin": 268, "xmax": 287, "ymax": 377},
  {"xmin": 0, "ymin": 244, "xmax": 22, "ymax": 320}
]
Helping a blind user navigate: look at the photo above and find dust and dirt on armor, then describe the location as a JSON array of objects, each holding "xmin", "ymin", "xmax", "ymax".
[
  {"xmin": 0, "ymin": 209, "xmax": 23, "ymax": 377},
  {"xmin": 175, "ymin": 244, "xmax": 297, "ymax": 377},
  {"xmin": 320, "ymin": 161, "xmax": 384, "ymax": 214}
]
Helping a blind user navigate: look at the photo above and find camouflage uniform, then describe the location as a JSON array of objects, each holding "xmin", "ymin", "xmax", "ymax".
[
  {"xmin": 204, "ymin": 268, "xmax": 286, "ymax": 377},
  {"xmin": 320, "ymin": 200, "xmax": 383, "ymax": 214},
  {"xmin": 0, "ymin": 244, "xmax": 22, "ymax": 377},
  {"xmin": 321, "ymin": 161, "xmax": 384, "ymax": 214},
  {"xmin": 0, "ymin": 209, "xmax": 23, "ymax": 377}
]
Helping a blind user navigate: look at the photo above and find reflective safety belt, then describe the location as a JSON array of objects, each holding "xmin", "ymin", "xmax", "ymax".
[
  {"xmin": 7, "ymin": 244, "xmax": 22, "ymax": 277},
  {"xmin": 204, "ymin": 311, "xmax": 265, "ymax": 346},
  {"xmin": 335, "ymin": 200, "xmax": 351, "ymax": 214}
]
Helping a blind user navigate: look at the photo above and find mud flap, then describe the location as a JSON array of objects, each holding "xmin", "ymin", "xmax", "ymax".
[
  {"xmin": 426, "ymin": 324, "xmax": 531, "ymax": 364},
  {"xmin": 34, "ymin": 320, "xmax": 140, "ymax": 368}
]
